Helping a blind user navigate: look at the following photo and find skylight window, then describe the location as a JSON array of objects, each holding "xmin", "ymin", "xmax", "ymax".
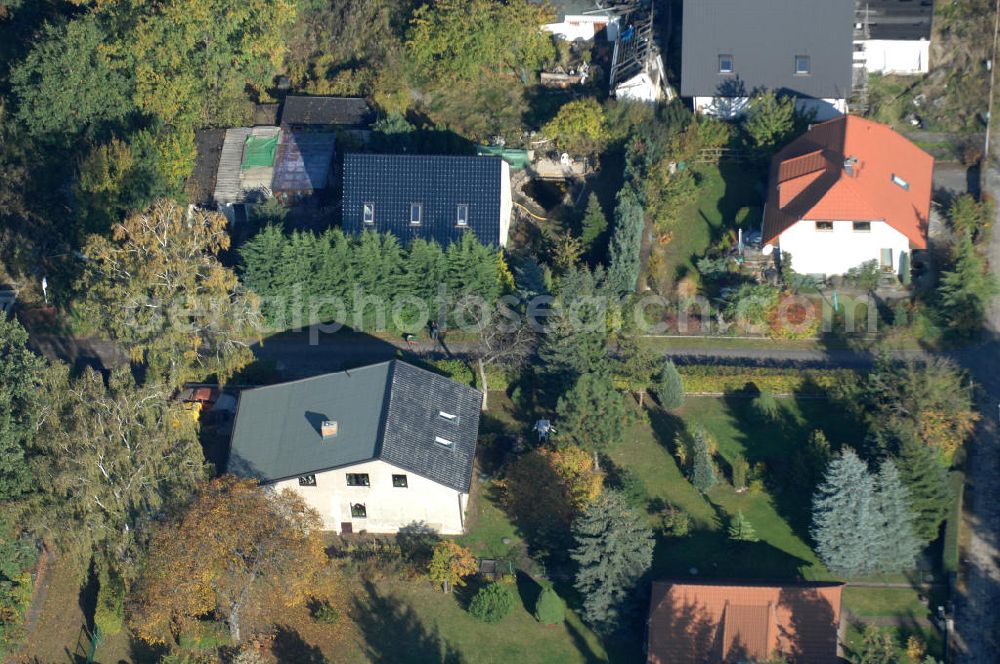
[
  {"xmin": 795, "ymin": 55, "xmax": 811, "ymax": 75},
  {"xmin": 891, "ymin": 174, "xmax": 910, "ymax": 190},
  {"xmin": 410, "ymin": 203, "xmax": 423, "ymax": 225},
  {"xmin": 718, "ymin": 54, "xmax": 734, "ymax": 74},
  {"xmin": 434, "ymin": 436, "xmax": 455, "ymax": 449},
  {"xmin": 456, "ymin": 204, "xmax": 469, "ymax": 227},
  {"xmin": 363, "ymin": 202, "xmax": 375, "ymax": 225},
  {"xmin": 439, "ymin": 411, "xmax": 459, "ymax": 423}
]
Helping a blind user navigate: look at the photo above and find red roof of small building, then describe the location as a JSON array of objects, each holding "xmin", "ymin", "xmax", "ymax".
[
  {"xmin": 762, "ymin": 116, "xmax": 933, "ymax": 249},
  {"xmin": 646, "ymin": 580, "xmax": 844, "ymax": 664}
]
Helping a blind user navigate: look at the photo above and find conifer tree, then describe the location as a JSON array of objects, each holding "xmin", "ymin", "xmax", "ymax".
[
  {"xmin": 896, "ymin": 434, "xmax": 952, "ymax": 545},
  {"xmin": 556, "ymin": 372, "xmax": 626, "ymax": 463},
  {"xmin": 811, "ymin": 449, "xmax": 878, "ymax": 577},
  {"xmin": 579, "ymin": 192, "xmax": 608, "ymax": 258},
  {"xmin": 607, "ymin": 186, "xmax": 644, "ymax": 295},
  {"xmin": 690, "ymin": 428, "xmax": 717, "ymax": 493},
  {"xmin": 653, "ymin": 360, "xmax": 684, "ymax": 410},
  {"xmin": 728, "ymin": 511, "xmax": 759, "ymax": 542},
  {"xmin": 571, "ymin": 490, "xmax": 654, "ymax": 633},
  {"xmin": 872, "ymin": 460, "xmax": 921, "ymax": 573},
  {"xmin": 938, "ymin": 233, "xmax": 998, "ymax": 337}
]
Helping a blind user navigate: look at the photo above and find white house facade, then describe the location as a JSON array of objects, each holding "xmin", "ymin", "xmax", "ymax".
[
  {"xmin": 854, "ymin": 0, "xmax": 933, "ymax": 76},
  {"xmin": 776, "ymin": 219, "xmax": 911, "ymax": 277},
  {"xmin": 270, "ymin": 458, "xmax": 469, "ymax": 535},
  {"xmin": 856, "ymin": 39, "xmax": 930, "ymax": 75},
  {"xmin": 692, "ymin": 96, "xmax": 847, "ymax": 121}
]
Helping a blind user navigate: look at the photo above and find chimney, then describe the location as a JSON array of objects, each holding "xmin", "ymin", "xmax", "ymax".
[{"xmin": 321, "ymin": 420, "xmax": 338, "ymax": 439}]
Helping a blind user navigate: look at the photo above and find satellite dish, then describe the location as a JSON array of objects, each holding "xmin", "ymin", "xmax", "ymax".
[{"xmin": 761, "ymin": 244, "xmax": 774, "ymax": 256}]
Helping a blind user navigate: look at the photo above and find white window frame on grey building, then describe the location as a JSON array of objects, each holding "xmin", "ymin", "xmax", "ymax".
[
  {"xmin": 795, "ymin": 55, "xmax": 811, "ymax": 75},
  {"xmin": 363, "ymin": 202, "xmax": 375, "ymax": 225},
  {"xmin": 718, "ymin": 54, "xmax": 734, "ymax": 74},
  {"xmin": 456, "ymin": 204, "xmax": 469, "ymax": 227},
  {"xmin": 410, "ymin": 203, "xmax": 423, "ymax": 225}
]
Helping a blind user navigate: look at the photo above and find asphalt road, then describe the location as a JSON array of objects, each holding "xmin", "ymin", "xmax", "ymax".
[{"xmin": 950, "ymin": 162, "xmax": 1000, "ymax": 663}]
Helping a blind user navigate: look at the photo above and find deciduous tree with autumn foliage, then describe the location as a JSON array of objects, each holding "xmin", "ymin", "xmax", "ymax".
[
  {"xmin": 78, "ymin": 200, "xmax": 262, "ymax": 387},
  {"xmin": 427, "ymin": 540, "xmax": 477, "ymax": 594},
  {"xmin": 129, "ymin": 476, "xmax": 330, "ymax": 644}
]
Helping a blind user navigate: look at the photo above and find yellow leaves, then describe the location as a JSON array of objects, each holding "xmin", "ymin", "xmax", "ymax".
[
  {"xmin": 546, "ymin": 445, "xmax": 604, "ymax": 510},
  {"xmin": 427, "ymin": 540, "xmax": 477, "ymax": 591}
]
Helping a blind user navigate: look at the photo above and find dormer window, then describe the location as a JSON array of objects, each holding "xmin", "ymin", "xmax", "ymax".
[
  {"xmin": 439, "ymin": 411, "xmax": 458, "ymax": 423},
  {"xmin": 363, "ymin": 202, "xmax": 375, "ymax": 225},
  {"xmin": 718, "ymin": 54, "xmax": 734, "ymax": 74},
  {"xmin": 410, "ymin": 203, "xmax": 423, "ymax": 225},
  {"xmin": 434, "ymin": 436, "xmax": 454, "ymax": 449},
  {"xmin": 456, "ymin": 204, "xmax": 469, "ymax": 227},
  {"xmin": 891, "ymin": 174, "xmax": 909, "ymax": 190},
  {"xmin": 795, "ymin": 55, "xmax": 811, "ymax": 75}
]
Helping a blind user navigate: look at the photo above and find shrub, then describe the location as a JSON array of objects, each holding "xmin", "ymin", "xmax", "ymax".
[
  {"xmin": 94, "ymin": 570, "xmax": 125, "ymax": 636},
  {"xmin": 468, "ymin": 582, "xmax": 516, "ymax": 623},
  {"xmin": 731, "ymin": 454, "xmax": 749, "ymax": 492},
  {"xmin": 312, "ymin": 602, "xmax": 340, "ymax": 625},
  {"xmin": 677, "ymin": 365, "xmax": 851, "ymax": 395},
  {"xmin": 534, "ymin": 586, "xmax": 566, "ymax": 625},
  {"xmin": 659, "ymin": 504, "xmax": 691, "ymax": 538},
  {"xmin": 753, "ymin": 391, "xmax": 780, "ymax": 421}
]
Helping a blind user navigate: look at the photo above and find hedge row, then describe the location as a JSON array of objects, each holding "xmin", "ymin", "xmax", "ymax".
[
  {"xmin": 424, "ymin": 358, "xmax": 512, "ymax": 393},
  {"xmin": 677, "ymin": 365, "xmax": 855, "ymax": 395},
  {"xmin": 943, "ymin": 470, "xmax": 965, "ymax": 574}
]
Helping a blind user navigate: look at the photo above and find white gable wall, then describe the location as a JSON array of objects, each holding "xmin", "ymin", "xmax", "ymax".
[
  {"xmin": 774, "ymin": 219, "xmax": 910, "ymax": 276},
  {"xmin": 543, "ymin": 14, "xmax": 619, "ymax": 41},
  {"xmin": 694, "ymin": 96, "xmax": 847, "ymax": 121},
  {"xmin": 858, "ymin": 39, "xmax": 929, "ymax": 75},
  {"xmin": 499, "ymin": 161, "xmax": 512, "ymax": 247},
  {"xmin": 268, "ymin": 458, "xmax": 468, "ymax": 535}
]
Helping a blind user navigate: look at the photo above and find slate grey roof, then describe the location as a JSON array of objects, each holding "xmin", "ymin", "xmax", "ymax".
[
  {"xmin": 281, "ymin": 96, "xmax": 375, "ymax": 128},
  {"xmin": 227, "ymin": 361, "xmax": 481, "ymax": 492},
  {"xmin": 859, "ymin": 0, "xmax": 933, "ymax": 41},
  {"xmin": 680, "ymin": 0, "xmax": 854, "ymax": 100},
  {"xmin": 342, "ymin": 153, "xmax": 504, "ymax": 247}
]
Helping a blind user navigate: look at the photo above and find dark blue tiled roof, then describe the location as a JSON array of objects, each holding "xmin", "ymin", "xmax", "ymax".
[{"xmin": 342, "ymin": 154, "xmax": 503, "ymax": 246}]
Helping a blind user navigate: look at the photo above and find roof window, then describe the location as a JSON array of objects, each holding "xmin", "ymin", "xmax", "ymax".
[
  {"xmin": 456, "ymin": 204, "xmax": 469, "ymax": 227},
  {"xmin": 439, "ymin": 411, "xmax": 459, "ymax": 423},
  {"xmin": 718, "ymin": 54, "xmax": 734, "ymax": 74},
  {"xmin": 410, "ymin": 203, "xmax": 423, "ymax": 225},
  {"xmin": 795, "ymin": 55, "xmax": 811, "ymax": 75},
  {"xmin": 434, "ymin": 436, "xmax": 455, "ymax": 449},
  {"xmin": 363, "ymin": 202, "xmax": 375, "ymax": 225},
  {"xmin": 891, "ymin": 174, "xmax": 910, "ymax": 190}
]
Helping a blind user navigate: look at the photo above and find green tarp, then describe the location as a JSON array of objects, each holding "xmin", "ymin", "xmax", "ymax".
[
  {"xmin": 241, "ymin": 134, "xmax": 278, "ymax": 170},
  {"xmin": 476, "ymin": 145, "xmax": 530, "ymax": 169}
]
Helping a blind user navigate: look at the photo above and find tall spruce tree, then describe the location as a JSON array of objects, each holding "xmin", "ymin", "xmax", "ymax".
[
  {"xmin": 872, "ymin": 460, "xmax": 921, "ymax": 573},
  {"xmin": 691, "ymin": 429, "xmax": 719, "ymax": 493},
  {"xmin": 556, "ymin": 373, "xmax": 626, "ymax": 462},
  {"xmin": 690, "ymin": 428, "xmax": 717, "ymax": 493},
  {"xmin": 811, "ymin": 449, "xmax": 879, "ymax": 577},
  {"xmin": 896, "ymin": 434, "xmax": 952, "ymax": 545},
  {"xmin": 579, "ymin": 192, "xmax": 608, "ymax": 259},
  {"xmin": 938, "ymin": 232, "xmax": 998, "ymax": 337},
  {"xmin": 571, "ymin": 490, "xmax": 654, "ymax": 633},
  {"xmin": 607, "ymin": 186, "xmax": 644, "ymax": 295},
  {"xmin": 653, "ymin": 360, "xmax": 685, "ymax": 410}
]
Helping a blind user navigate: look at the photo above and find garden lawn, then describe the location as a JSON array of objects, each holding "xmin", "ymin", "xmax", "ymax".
[
  {"xmin": 354, "ymin": 577, "xmax": 608, "ymax": 664},
  {"xmin": 650, "ymin": 162, "xmax": 763, "ymax": 289},
  {"xmin": 610, "ymin": 395, "xmax": 865, "ymax": 581}
]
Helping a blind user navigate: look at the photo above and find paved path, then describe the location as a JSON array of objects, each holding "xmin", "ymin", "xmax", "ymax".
[{"xmin": 951, "ymin": 164, "xmax": 1000, "ymax": 663}]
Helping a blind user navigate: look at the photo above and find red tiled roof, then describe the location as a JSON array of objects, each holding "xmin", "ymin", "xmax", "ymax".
[
  {"xmin": 763, "ymin": 116, "xmax": 933, "ymax": 249},
  {"xmin": 646, "ymin": 580, "xmax": 844, "ymax": 664}
]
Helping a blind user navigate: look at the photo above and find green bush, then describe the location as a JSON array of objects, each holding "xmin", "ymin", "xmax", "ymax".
[
  {"xmin": 659, "ymin": 504, "xmax": 691, "ymax": 538},
  {"xmin": 468, "ymin": 581, "xmax": 516, "ymax": 624},
  {"xmin": 312, "ymin": 602, "xmax": 340, "ymax": 625},
  {"xmin": 94, "ymin": 569, "xmax": 125, "ymax": 636},
  {"xmin": 534, "ymin": 586, "xmax": 566, "ymax": 625}
]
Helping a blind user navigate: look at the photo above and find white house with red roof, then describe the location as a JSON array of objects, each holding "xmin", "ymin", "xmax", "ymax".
[{"xmin": 762, "ymin": 115, "xmax": 933, "ymax": 278}]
